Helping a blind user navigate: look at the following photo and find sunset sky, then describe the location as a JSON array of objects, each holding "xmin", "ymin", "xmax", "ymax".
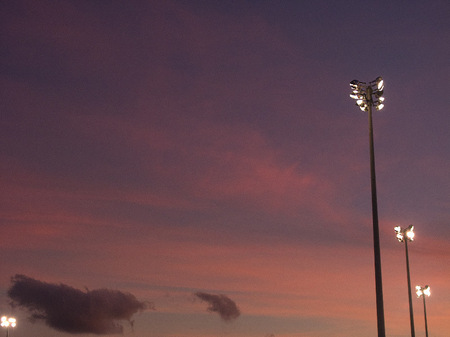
[{"xmin": 1, "ymin": 1, "xmax": 449, "ymax": 337}]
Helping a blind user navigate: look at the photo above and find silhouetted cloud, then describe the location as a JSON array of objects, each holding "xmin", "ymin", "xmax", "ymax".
[
  {"xmin": 194, "ymin": 292, "xmax": 240, "ymax": 321},
  {"xmin": 8, "ymin": 274, "xmax": 150, "ymax": 335}
]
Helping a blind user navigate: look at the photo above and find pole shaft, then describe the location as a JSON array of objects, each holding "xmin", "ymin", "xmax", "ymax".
[
  {"xmin": 368, "ymin": 101, "xmax": 386, "ymax": 337},
  {"xmin": 423, "ymin": 295, "xmax": 429, "ymax": 337},
  {"xmin": 405, "ymin": 240, "xmax": 415, "ymax": 337}
]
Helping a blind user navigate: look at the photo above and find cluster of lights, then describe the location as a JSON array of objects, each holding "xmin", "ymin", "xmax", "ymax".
[
  {"xmin": 416, "ymin": 285, "xmax": 431, "ymax": 298},
  {"xmin": 0, "ymin": 316, "xmax": 16, "ymax": 328},
  {"xmin": 349, "ymin": 76, "xmax": 385, "ymax": 111},
  {"xmin": 394, "ymin": 225, "xmax": 415, "ymax": 242}
]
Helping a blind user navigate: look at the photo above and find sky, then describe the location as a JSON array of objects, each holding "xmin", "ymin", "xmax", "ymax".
[{"xmin": 1, "ymin": 1, "xmax": 449, "ymax": 337}]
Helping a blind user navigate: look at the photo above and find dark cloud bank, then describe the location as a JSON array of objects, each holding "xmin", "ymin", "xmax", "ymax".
[
  {"xmin": 194, "ymin": 292, "xmax": 240, "ymax": 321},
  {"xmin": 8, "ymin": 274, "xmax": 149, "ymax": 335}
]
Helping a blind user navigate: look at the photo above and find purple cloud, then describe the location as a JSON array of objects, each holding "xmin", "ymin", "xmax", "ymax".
[
  {"xmin": 8, "ymin": 274, "xmax": 150, "ymax": 335},
  {"xmin": 195, "ymin": 292, "xmax": 240, "ymax": 321}
]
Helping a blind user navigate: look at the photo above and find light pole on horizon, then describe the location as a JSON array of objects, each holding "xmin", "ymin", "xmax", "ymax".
[
  {"xmin": 395, "ymin": 225, "xmax": 416, "ymax": 337},
  {"xmin": 1, "ymin": 316, "xmax": 16, "ymax": 337},
  {"xmin": 349, "ymin": 76, "xmax": 386, "ymax": 337},
  {"xmin": 416, "ymin": 285, "xmax": 431, "ymax": 337}
]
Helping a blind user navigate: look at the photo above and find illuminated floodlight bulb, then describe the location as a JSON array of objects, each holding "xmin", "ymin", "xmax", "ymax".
[
  {"xmin": 372, "ymin": 76, "xmax": 384, "ymax": 90},
  {"xmin": 356, "ymin": 99, "xmax": 364, "ymax": 105},
  {"xmin": 376, "ymin": 103, "xmax": 384, "ymax": 110},
  {"xmin": 406, "ymin": 230, "xmax": 414, "ymax": 240},
  {"xmin": 394, "ymin": 226, "xmax": 404, "ymax": 242},
  {"xmin": 416, "ymin": 285, "xmax": 423, "ymax": 297},
  {"xmin": 379, "ymin": 96, "xmax": 385, "ymax": 102},
  {"xmin": 350, "ymin": 93, "xmax": 359, "ymax": 99},
  {"xmin": 377, "ymin": 79, "xmax": 384, "ymax": 90},
  {"xmin": 423, "ymin": 285, "xmax": 431, "ymax": 297},
  {"xmin": 406, "ymin": 225, "xmax": 415, "ymax": 241},
  {"xmin": 1, "ymin": 318, "xmax": 9, "ymax": 328}
]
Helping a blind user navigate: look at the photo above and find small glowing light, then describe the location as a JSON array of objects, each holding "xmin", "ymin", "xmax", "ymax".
[
  {"xmin": 350, "ymin": 93, "xmax": 359, "ymax": 99},
  {"xmin": 379, "ymin": 96, "xmax": 385, "ymax": 102},
  {"xmin": 377, "ymin": 103, "xmax": 384, "ymax": 111},
  {"xmin": 423, "ymin": 286, "xmax": 431, "ymax": 297},
  {"xmin": 356, "ymin": 99, "xmax": 364, "ymax": 105}
]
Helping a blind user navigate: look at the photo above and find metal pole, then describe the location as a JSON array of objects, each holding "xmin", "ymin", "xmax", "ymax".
[
  {"xmin": 367, "ymin": 89, "xmax": 386, "ymax": 337},
  {"xmin": 423, "ymin": 294, "xmax": 429, "ymax": 337},
  {"xmin": 404, "ymin": 239, "xmax": 415, "ymax": 337}
]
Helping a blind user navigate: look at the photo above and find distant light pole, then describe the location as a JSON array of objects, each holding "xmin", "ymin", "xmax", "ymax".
[
  {"xmin": 1, "ymin": 316, "xmax": 16, "ymax": 337},
  {"xmin": 395, "ymin": 225, "xmax": 416, "ymax": 337},
  {"xmin": 416, "ymin": 285, "xmax": 431, "ymax": 337},
  {"xmin": 349, "ymin": 76, "xmax": 386, "ymax": 337}
]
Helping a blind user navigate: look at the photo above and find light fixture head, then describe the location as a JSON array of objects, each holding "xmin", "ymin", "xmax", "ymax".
[
  {"xmin": 416, "ymin": 285, "xmax": 431, "ymax": 297},
  {"xmin": 1, "ymin": 316, "xmax": 16, "ymax": 328},
  {"xmin": 394, "ymin": 225, "xmax": 414, "ymax": 242}
]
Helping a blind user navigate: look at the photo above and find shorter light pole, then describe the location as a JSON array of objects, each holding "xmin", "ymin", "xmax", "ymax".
[
  {"xmin": 395, "ymin": 225, "xmax": 415, "ymax": 337},
  {"xmin": 1, "ymin": 316, "xmax": 16, "ymax": 337},
  {"xmin": 416, "ymin": 285, "xmax": 431, "ymax": 337}
]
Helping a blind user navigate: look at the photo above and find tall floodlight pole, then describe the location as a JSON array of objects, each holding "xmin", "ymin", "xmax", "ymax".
[
  {"xmin": 349, "ymin": 77, "xmax": 386, "ymax": 337},
  {"xmin": 416, "ymin": 285, "xmax": 431, "ymax": 337},
  {"xmin": 395, "ymin": 225, "xmax": 416, "ymax": 337}
]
